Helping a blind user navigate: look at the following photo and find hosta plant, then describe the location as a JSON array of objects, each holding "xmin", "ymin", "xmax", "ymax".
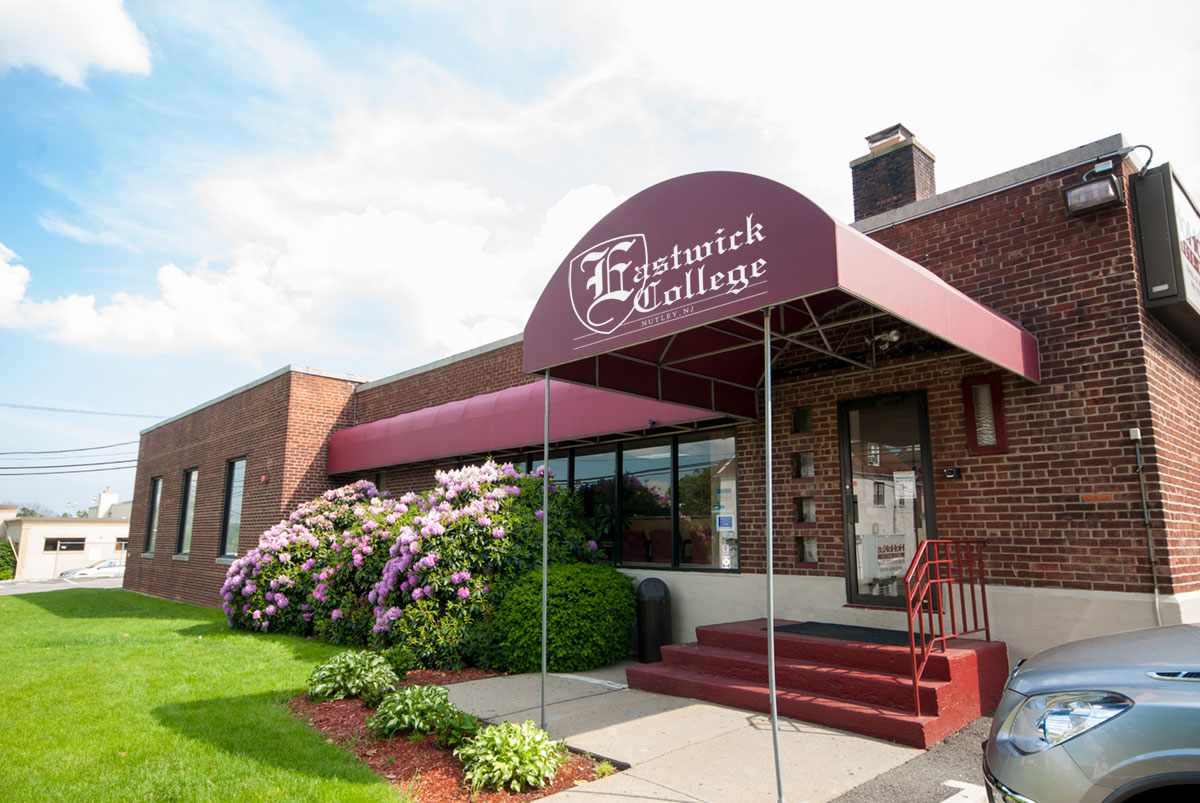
[
  {"xmin": 366, "ymin": 684, "xmax": 479, "ymax": 748},
  {"xmin": 305, "ymin": 650, "xmax": 398, "ymax": 706},
  {"xmin": 454, "ymin": 719, "xmax": 568, "ymax": 792}
]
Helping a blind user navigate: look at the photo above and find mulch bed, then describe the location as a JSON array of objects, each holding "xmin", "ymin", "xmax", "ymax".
[{"xmin": 287, "ymin": 668, "xmax": 611, "ymax": 803}]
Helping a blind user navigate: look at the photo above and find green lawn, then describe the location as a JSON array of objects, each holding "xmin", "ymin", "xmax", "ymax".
[{"xmin": 0, "ymin": 589, "xmax": 408, "ymax": 803}]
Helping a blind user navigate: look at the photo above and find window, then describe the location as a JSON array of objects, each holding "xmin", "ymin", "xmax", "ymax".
[
  {"xmin": 676, "ymin": 431, "xmax": 736, "ymax": 568},
  {"xmin": 791, "ymin": 407, "xmax": 812, "ymax": 434},
  {"xmin": 796, "ymin": 535, "xmax": 818, "ymax": 565},
  {"xmin": 219, "ymin": 459, "xmax": 246, "ymax": 557},
  {"xmin": 144, "ymin": 476, "xmax": 162, "ymax": 553},
  {"xmin": 520, "ymin": 427, "xmax": 738, "ymax": 571},
  {"xmin": 622, "ymin": 438, "xmax": 674, "ymax": 565},
  {"xmin": 44, "ymin": 538, "xmax": 85, "ymax": 552},
  {"xmin": 794, "ymin": 496, "xmax": 816, "ymax": 523},
  {"xmin": 963, "ymin": 374, "xmax": 1008, "ymax": 455},
  {"xmin": 115, "ymin": 538, "xmax": 128, "ymax": 552},
  {"xmin": 574, "ymin": 447, "xmax": 616, "ymax": 561},
  {"xmin": 176, "ymin": 469, "xmax": 197, "ymax": 555},
  {"xmin": 867, "ymin": 442, "xmax": 881, "ymax": 466},
  {"xmin": 793, "ymin": 451, "xmax": 815, "ymax": 479},
  {"xmin": 873, "ymin": 481, "xmax": 885, "ymax": 506},
  {"xmin": 374, "ymin": 471, "xmax": 387, "ymax": 495}
]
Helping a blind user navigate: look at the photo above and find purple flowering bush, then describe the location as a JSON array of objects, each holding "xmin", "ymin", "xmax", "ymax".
[
  {"xmin": 369, "ymin": 461, "xmax": 597, "ymax": 667},
  {"xmin": 220, "ymin": 479, "xmax": 399, "ymax": 637},
  {"xmin": 221, "ymin": 461, "xmax": 598, "ymax": 667}
]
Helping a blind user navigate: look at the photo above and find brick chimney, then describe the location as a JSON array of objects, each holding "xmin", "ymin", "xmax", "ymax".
[{"xmin": 850, "ymin": 124, "xmax": 936, "ymax": 221}]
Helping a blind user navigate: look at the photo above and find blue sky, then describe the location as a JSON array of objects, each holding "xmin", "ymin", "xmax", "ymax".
[{"xmin": 2, "ymin": 0, "xmax": 1198, "ymax": 513}]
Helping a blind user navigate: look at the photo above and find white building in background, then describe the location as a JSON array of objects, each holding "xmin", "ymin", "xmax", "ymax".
[
  {"xmin": 1, "ymin": 491, "xmax": 131, "ymax": 580},
  {"xmin": 88, "ymin": 488, "xmax": 133, "ymax": 520}
]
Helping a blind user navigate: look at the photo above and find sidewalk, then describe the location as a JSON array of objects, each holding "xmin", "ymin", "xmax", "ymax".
[{"xmin": 446, "ymin": 661, "xmax": 923, "ymax": 802}]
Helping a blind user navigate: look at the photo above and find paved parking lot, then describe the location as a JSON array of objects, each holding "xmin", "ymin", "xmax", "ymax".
[{"xmin": 0, "ymin": 575, "xmax": 124, "ymax": 595}]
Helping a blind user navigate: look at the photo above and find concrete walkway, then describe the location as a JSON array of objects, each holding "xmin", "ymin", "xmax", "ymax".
[{"xmin": 447, "ymin": 660, "xmax": 922, "ymax": 802}]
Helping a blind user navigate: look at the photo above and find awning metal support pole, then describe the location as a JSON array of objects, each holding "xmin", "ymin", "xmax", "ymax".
[
  {"xmin": 764, "ymin": 307, "xmax": 785, "ymax": 802},
  {"xmin": 541, "ymin": 372, "xmax": 550, "ymax": 729}
]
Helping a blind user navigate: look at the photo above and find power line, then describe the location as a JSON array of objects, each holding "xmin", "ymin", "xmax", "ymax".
[
  {"xmin": 0, "ymin": 440, "xmax": 139, "ymax": 456},
  {"xmin": 1, "ymin": 452, "xmax": 137, "ymax": 463},
  {"xmin": 0, "ymin": 402, "xmax": 162, "ymax": 419},
  {"xmin": 0, "ymin": 465, "xmax": 138, "ymax": 477},
  {"xmin": 0, "ymin": 458, "xmax": 137, "ymax": 470}
]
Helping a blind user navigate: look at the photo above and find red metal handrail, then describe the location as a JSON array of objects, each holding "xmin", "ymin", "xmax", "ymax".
[{"xmin": 903, "ymin": 538, "xmax": 991, "ymax": 716}]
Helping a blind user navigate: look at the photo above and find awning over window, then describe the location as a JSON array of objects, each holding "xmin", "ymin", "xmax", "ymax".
[
  {"xmin": 523, "ymin": 171, "xmax": 1040, "ymax": 419},
  {"xmin": 327, "ymin": 380, "xmax": 713, "ymax": 474}
]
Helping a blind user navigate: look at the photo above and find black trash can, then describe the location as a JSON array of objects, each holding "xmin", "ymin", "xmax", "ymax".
[{"xmin": 635, "ymin": 577, "xmax": 671, "ymax": 662}]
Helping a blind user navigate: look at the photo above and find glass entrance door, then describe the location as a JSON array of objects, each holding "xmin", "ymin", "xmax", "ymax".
[{"xmin": 838, "ymin": 391, "xmax": 936, "ymax": 607}]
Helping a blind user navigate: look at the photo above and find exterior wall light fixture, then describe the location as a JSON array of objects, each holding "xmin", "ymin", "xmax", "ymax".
[{"xmin": 1064, "ymin": 157, "xmax": 1126, "ymax": 215}]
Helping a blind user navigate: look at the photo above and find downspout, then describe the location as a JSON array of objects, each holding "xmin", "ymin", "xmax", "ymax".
[{"xmin": 1131, "ymin": 427, "xmax": 1163, "ymax": 627}]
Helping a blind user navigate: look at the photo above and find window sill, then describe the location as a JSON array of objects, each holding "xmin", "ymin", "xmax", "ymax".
[
  {"xmin": 172, "ymin": 553, "xmax": 189, "ymax": 562},
  {"xmin": 140, "ymin": 551, "xmax": 154, "ymax": 559},
  {"xmin": 215, "ymin": 556, "xmax": 236, "ymax": 565}
]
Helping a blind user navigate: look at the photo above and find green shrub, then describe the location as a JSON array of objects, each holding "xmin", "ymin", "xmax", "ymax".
[
  {"xmin": 455, "ymin": 719, "xmax": 568, "ymax": 792},
  {"xmin": 0, "ymin": 538, "xmax": 15, "ymax": 581},
  {"xmin": 489, "ymin": 563, "xmax": 635, "ymax": 674},
  {"xmin": 366, "ymin": 685, "xmax": 479, "ymax": 748},
  {"xmin": 381, "ymin": 645, "xmax": 417, "ymax": 678},
  {"xmin": 305, "ymin": 650, "xmax": 398, "ymax": 706},
  {"xmin": 390, "ymin": 597, "xmax": 476, "ymax": 670},
  {"xmin": 367, "ymin": 461, "xmax": 599, "ymax": 664}
]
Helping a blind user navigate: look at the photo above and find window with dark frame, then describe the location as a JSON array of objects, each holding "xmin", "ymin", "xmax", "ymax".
[
  {"xmin": 962, "ymin": 374, "xmax": 1008, "ymax": 455},
  {"xmin": 791, "ymin": 407, "xmax": 812, "ymax": 434},
  {"xmin": 144, "ymin": 476, "xmax": 162, "ymax": 553},
  {"xmin": 176, "ymin": 468, "xmax": 198, "ymax": 555},
  {"xmin": 517, "ymin": 426, "xmax": 738, "ymax": 571},
  {"xmin": 43, "ymin": 538, "xmax": 85, "ymax": 552},
  {"xmin": 873, "ymin": 481, "xmax": 885, "ymax": 506},
  {"xmin": 219, "ymin": 459, "xmax": 246, "ymax": 557}
]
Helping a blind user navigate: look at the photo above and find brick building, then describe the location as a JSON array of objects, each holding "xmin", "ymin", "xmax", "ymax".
[{"xmin": 124, "ymin": 129, "xmax": 1200, "ymax": 663}]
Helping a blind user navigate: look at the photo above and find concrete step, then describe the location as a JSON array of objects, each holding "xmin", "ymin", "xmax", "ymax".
[
  {"xmin": 695, "ymin": 619, "xmax": 952, "ymax": 679},
  {"xmin": 658, "ymin": 641, "xmax": 948, "ymax": 715},
  {"xmin": 626, "ymin": 619, "xmax": 1010, "ymax": 748},
  {"xmin": 625, "ymin": 662, "xmax": 957, "ymax": 748}
]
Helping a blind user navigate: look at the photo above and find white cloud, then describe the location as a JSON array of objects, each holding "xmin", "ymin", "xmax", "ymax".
[
  {"xmin": 38, "ymin": 215, "xmax": 135, "ymax": 250},
  {"xmin": 0, "ymin": 185, "xmax": 618, "ymax": 361},
  {"xmin": 0, "ymin": 0, "xmax": 150, "ymax": 88},
  {"xmin": 0, "ymin": 243, "xmax": 31, "ymax": 318}
]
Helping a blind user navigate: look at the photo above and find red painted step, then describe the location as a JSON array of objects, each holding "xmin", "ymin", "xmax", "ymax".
[
  {"xmin": 658, "ymin": 642, "xmax": 949, "ymax": 715},
  {"xmin": 625, "ymin": 618, "xmax": 1009, "ymax": 749}
]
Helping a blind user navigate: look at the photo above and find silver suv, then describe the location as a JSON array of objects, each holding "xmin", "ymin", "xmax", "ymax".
[{"xmin": 983, "ymin": 624, "xmax": 1200, "ymax": 803}]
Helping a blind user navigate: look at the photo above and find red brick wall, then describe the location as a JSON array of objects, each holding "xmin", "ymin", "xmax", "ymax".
[
  {"xmin": 282, "ymin": 373, "xmax": 357, "ymax": 509},
  {"xmin": 124, "ymin": 371, "xmax": 356, "ymax": 607},
  {"xmin": 353, "ymin": 341, "xmax": 528, "ymax": 423},
  {"xmin": 1141, "ymin": 312, "xmax": 1200, "ymax": 593},
  {"xmin": 732, "ymin": 161, "xmax": 1166, "ymax": 595}
]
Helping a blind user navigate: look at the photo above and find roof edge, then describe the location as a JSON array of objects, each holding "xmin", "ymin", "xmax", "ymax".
[
  {"xmin": 356, "ymin": 333, "xmax": 524, "ymax": 392},
  {"xmin": 852, "ymin": 134, "xmax": 1129, "ymax": 233},
  {"xmin": 140, "ymin": 365, "xmax": 368, "ymax": 435}
]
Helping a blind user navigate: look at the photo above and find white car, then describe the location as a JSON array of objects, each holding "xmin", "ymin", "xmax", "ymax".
[{"xmin": 61, "ymin": 559, "xmax": 126, "ymax": 579}]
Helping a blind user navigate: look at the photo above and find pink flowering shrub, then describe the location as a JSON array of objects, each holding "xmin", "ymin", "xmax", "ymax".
[
  {"xmin": 221, "ymin": 462, "xmax": 597, "ymax": 667},
  {"xmin": 220, "ymin": 480, "xmax": 399, "ymax": 636},
  {"xmin": 369, "ymin": 460, "xmax": 597, "ymax": 667}
]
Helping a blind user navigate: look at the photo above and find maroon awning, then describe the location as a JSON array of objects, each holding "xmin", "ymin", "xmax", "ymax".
[
  {"xmin": 523, "ymin": 171, "xmax": 1040, "ymax": 418},
  {"xmin": 327, "ymin": 380, "xmax": 713, "ymax": 474}
]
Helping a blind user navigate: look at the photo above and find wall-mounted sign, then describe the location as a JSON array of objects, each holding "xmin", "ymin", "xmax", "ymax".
[
  {"xmin": 1133, "ymin": 163, "xmax": 1200, "ymax": 351},
  {"xmin": 894, "ymin": 470, "xmax": 917, "ymax": 501}
]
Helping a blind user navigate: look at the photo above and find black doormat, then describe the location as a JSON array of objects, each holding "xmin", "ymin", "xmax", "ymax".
[{"xmin": 771, "ymin": 621, "xmax": 918, "ymax": 647}]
